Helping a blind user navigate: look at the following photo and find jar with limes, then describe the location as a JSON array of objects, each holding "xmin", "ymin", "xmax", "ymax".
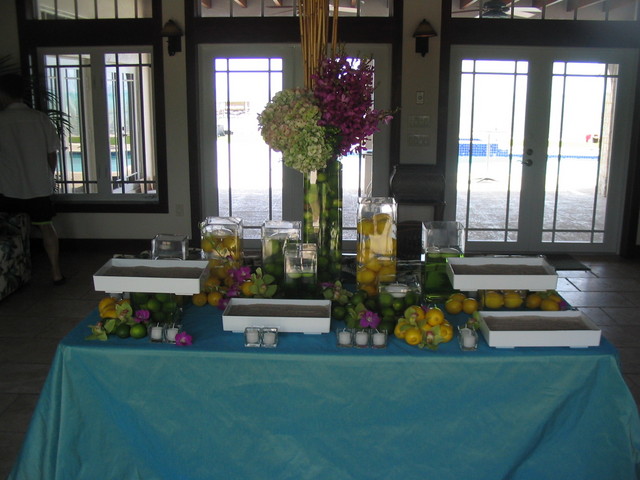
[
  {"xmin": 356, "ymin": 197, "xmax": 397, "ymax": 296},
  {"xmin": 261, "ymin": 220, "xmax": 301, "ymax": 292}
]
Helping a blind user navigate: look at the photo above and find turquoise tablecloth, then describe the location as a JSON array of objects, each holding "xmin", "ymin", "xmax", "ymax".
[{"xmin": 9, "ymin": 304, "xmax": 640, "ymax": 480}]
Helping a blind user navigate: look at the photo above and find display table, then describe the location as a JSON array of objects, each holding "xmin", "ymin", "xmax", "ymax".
[{"xmin": 9, "ymin": 304, "xmax": 640, "ymax": 480}]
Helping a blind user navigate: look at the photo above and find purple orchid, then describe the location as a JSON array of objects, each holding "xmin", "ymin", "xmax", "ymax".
[
  {"xmin": 175, "ymin": 332, "xmax": 193, "ymax": 346},
  {"xmin": 134, "ymin": 309, "xmax": 150, "ymax": 323},
  {"xmin": 359, "ymin": 310, "xmax": 381, "ymax": 329}
]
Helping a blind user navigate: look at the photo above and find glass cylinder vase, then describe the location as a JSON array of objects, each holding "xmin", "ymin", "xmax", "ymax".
[
  {"xmin": 356, "ymin": 197, "xmax": 397, "ymax": 296},
  {"xmin": 302, "ymin": 158, "xmax": 342, "ymax": 283},
  {"xmin": 261, "ymin": 220, "xmax": 301, "ymax": 292},
  {"xmin": 200, "ymin": 217, "xmax": 243, "ymax": 283}
]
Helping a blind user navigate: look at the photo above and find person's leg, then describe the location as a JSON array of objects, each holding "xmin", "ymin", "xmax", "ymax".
[{"xmin": 37, "ymin": 222, "xmax": 64, "ymax": 283}]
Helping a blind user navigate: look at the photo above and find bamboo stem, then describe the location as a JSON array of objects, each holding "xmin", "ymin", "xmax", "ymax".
[{"xmin": 299, "ymin": 0, "xmax": 337, "ymax": 89}]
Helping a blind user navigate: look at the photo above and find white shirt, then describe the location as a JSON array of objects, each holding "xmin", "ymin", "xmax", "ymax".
[{"xmin": 0, "ymin": 102, "xmax": 60, "ymax": 199}]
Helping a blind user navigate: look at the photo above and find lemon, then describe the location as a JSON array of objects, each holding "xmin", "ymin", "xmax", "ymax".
[
  {"xmin": 404, "ymin": 327, "xmax": 423, "ymax": 346},
  {"xmin": 425, "ymin": 307, "xmax": 445, "ymax": 326},
  {"xmin": 449, "ymin": 292, "xmax": 467, "ymax": 303},
  {"xmin": 503, "ymin": 292, "xmax": 524, "ymax": 309},
  {"xmin": 483, "ymin": 291, "xmax": 504, "ymax": 309},
  {"xmin": 525, "ymin": 293, "xmax": 543, "ymax": 309},
  {"xmin": 445, "ymin": 298, "xmax": 463, "ymax": 315},
  {"xmin": 207, "ymin": 291, "xmax": 223, "ymax": 307},
  {"xmin": 192, "ymin": 292, "xmax": 207, "ymax": 307},
  {"xmin": 98, "ymin": 296, "xmax": 117, "ymax": 314},
  {"xmin": 540, "ymin": 298, "xmax": 561, "ymax": 311},
  {"xmin": 462, "ymin": 298, "xmax": 479, "ymax": 314}
]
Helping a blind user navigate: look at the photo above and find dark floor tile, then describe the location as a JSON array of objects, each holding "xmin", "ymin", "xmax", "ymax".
[
  {"xmin": 0, "ymin": 395, "xmax": 39, "ymax": 433},
  {"xmin": 601, "ymin": 307, "xmax": 640, "ymax": 326},
  {"xmin": 566, "ymin": 277, "xmax": 640, "ymax": 292},
  {"xmin": 600, "ymin": 326, "xmax": 640, "ymax": 347},
  {"xmin": 577, "ymin": 307, "xmax": 616, "ymax": 326},
  {"xmin": 559, "ymin": 291, "xmax": 635, "ymax": 308},
  {"xmin": 0, "ymin": 364, "xmax": 50, "ymax": 394},
  {"xmin": 0, "ymin": 338, "xmax": 59, "ymax": 365},
  {"xmin": 0, "ymin": 431, "xmax": 25, "ymax": 480},
  {"xmin": 614, "ymin": 347, "xmax": 640, "ymax": 374}
]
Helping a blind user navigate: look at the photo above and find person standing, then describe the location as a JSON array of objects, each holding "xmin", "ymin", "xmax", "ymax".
[{"xmin": 0, "ymin": 73, "xmax": 64, "ymax": 285}]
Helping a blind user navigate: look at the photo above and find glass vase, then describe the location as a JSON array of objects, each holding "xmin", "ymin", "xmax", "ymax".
[
  {"xmin": 200, "ymin": 217, "xmax": 243, "ymax": 284},
  {"xmin": 261, "ymin": 220, "xmax": 301, "ymax": 292},
  {"xmin": 356, "ymin": 197, "xmax": 397, "ymax": 296},
  {"xmin": 302, "ymin": 158, "xmax": 342, "ymax": 283}
]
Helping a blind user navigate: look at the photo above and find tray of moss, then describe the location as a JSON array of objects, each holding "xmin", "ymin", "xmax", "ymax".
[
  {"xmin": 477, "ymin": 310, "xmax": 601, "ymax": 348},
  {"xmin": 93, "ymin": 258, "xmax": 209, "ymax": 295},
  {"xmin": 222, "ymin": 298, "xmax": 331, "ymax": 334}
]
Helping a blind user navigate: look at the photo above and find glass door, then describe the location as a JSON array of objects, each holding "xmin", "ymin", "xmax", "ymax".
[{"xmin": 446, "ymin": 46, "xmax": 637, "ymax": 254}]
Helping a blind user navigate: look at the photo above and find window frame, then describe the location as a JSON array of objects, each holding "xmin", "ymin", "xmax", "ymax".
[{"xmin": 15, "ymin": 0, "xmax": 168, "ymax": 213}]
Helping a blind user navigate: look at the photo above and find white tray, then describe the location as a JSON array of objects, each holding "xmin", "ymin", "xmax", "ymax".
[
  {"xmin": 93, "ymin": 258, "xmax": 209, "ymax": 295},
  {"xmin": 447, "ymin": 257, "xmax": 558, "ymax": 291},
  {"xmin": 478, "ymin": 310, "xmax": 601, "ymax": 348},
  {"xmin": 222, "ymin": 298, "xmax": 331, "ymax": 334}
]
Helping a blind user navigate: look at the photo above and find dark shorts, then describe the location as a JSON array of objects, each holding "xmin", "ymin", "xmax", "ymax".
[{"xmin": 0, "ymin": 195, "xmax": 56, "ymax": 224}]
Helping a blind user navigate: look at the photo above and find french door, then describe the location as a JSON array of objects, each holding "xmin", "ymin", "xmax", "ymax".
[{"xmin": 446, "ymin": 46, "xmax": 637, "ymax": 254}]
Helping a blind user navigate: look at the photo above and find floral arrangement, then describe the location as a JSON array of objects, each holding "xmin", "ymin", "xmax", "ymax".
[{"xmin": 257, "ymin": 54, "xmax": 392, "ymax": 174}]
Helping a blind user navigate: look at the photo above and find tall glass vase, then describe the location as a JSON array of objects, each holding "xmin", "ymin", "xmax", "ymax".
[{"xmin": 302, "ymin": 158, "xmax": 342, "ymax": 283}]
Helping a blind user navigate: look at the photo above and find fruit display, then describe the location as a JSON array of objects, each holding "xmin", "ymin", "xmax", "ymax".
[
  {"xmin": 478, "ymin": 290, "xmax": 568, "ymax": 311},
  {"xmin": 393, "ymin": 305, "xmax": 455, "ymax": 350},
  {"xmin": 130, "ymin": 292, "xmax": 181, "ymax": 324},
  {"xmin": 87, "ymin": 296, "xmax": 149, "ymax": 341},
  {"xmin": 355, "ymin": 197, "xmax": 397, "ymax": 296}
]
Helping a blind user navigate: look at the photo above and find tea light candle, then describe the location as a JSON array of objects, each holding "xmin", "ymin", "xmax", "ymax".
[
  {"xmin": 245, "ymin": 330, "xmax": 260, "ymax": 344},
  {"xmin": 384, "ymin": 283, "xmax": 409, "ymax": 298},
  {"xmin": 150, "ymin": 325, "xmax": 163, "ymax": 341},
  {"xmin": 460, "ymin": 328, "xmax": 476, "ymax": 348},
  {"xmin": 338, "ymin": 330, "xmax": 352, "ymax": 346},
  {"xmin": 372, "ymin": 331, "xmax": 386, "ymax": 346},
  {"xmin": 355, "ymin": 330, "xmax": 369, "ymax": 347},
  {"xmin": 262, "ymin": 331, "xmax": 276, "ymax": 346},
  {"xmin": 165, "ymin": 327, "xmax": 179, "ymax": 343}
]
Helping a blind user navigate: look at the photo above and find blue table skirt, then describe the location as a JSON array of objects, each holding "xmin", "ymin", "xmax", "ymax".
[{"xmin": 9, "ymin": 304, "xmax": 640, "ymax": 480}]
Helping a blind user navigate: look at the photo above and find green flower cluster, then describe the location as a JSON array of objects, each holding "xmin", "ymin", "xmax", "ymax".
[{"xmin": 257, "ymin": 88, "xmax": 335, "ymax": 174}]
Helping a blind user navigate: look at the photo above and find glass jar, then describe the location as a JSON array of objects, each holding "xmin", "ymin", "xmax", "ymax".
[
  {"xmin": 261, "ymin": 220, "xmax": 301, "ymax": 289},
  {"xmin": 356, "ymin": 197, "xmax": 397, "ymax": 295},
  {"xmin": 200, "ymin": 217, "xmax": 243, "ymax": 281}
]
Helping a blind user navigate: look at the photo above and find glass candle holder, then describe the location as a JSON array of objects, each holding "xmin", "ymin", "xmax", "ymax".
[
  {"xmin": 163, "ymin": 323, "xmax": 183, "ymax": 344},
  {"xmin": 423, "ymin": 221, "xmax": 465, "ymax": 303},
  {"xmin": 260, "ymin": 327, "xmax": 278, "ymax": 348},
  {"xmin": 284, "ymin": 243, "xmax": 318, "ymax": 298},
  {"xmin": 149, "ymin": 323, "xmax": 164, "ymax": 343},
  {"xmin": 354, "ymin": 329, "xmax": 370, "ymax": 348},
  {"xmin": 151, "ymin": 234, "xmax": 188, "ymax": 260},
  {"xmin": 371, "ymin": 329, "xmax": 388, "ymax": 349},
  {"xmin": 336, "ymin": 328, "xmax": 353, "ymax": 348},
  {"xmin": 244, "ymin": 326, "xmax": 261, "ymax": 347},
  {"xmin": 261, "ymin": 220, "xmax": 301, "ymax": 290},
  {"xmin": 458, "ymin": 326, "xmax": 478, "ymax": 351}
]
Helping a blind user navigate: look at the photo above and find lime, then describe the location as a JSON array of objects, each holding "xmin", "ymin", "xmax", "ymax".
[
  {"xmin": 392, "ymin": 298, "xmax": 405, "ymax": 312},
  {"xmin": 146, "ymin": 298, "xmax": 161, "ymax": 312},
  {"xmin": 332, "ymin": 305, "xmax": 346, "ymax": 320},
  {"xmin": 155, "ymin": 293, "xmax": 171, "ymax": 303},
  {"xmin": 378, "ymin": 320, "xmax": 395, "ymax": 334},
  {"xmin": 130, "ymin": 324, "xmax": 147, "ymax": 339},
  {"xmin": 351, "ymin": 292, "xmax": 366, "ymax": 306},
  {"xmin": 378, "ymin": 292, "xmax": 394, "ymax": 308},
  {"xmin": 131, "ymin": 292, "xmax": 149, "ymax": 305},
  {"xmin": 404, "ymin": 291, "xmax": 418, "ymax": 307},
  {"xmin": 115, "ymin": 324, "xmax": 131, "ymax": 339}
]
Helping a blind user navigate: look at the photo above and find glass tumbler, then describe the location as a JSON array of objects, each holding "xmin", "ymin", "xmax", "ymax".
[{"xmin": 422, "ymin": 221, "xmax": 465, "ymax": 303}]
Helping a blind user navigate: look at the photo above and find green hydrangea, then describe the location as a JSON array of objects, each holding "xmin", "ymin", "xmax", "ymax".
[{"xmin": 257, "ymin": 88, "xmax": 335, "ymax": 174}]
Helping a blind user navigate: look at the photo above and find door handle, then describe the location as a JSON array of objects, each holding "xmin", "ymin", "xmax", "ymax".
[{"xmin": 521, "ymin": 158, "xmax": 533, "ymax": 167}]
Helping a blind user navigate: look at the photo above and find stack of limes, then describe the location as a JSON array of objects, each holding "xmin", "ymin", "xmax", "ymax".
[{"xmin": 131, "ymin": 292, "xmax": 179, "ymax": 323}]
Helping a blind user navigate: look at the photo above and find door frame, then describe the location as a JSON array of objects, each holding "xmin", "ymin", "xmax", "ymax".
[{"xmin": 445, "ymin": 44, "xmax": 638, "ymax": 254}]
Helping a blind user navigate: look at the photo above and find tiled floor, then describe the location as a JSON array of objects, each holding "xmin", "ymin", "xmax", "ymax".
[{"xmin": 1, "ymin": 247, "xmax": 639, "ymax": 478}]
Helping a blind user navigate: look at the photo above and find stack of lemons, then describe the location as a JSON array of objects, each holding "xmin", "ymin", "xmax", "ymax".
[{"xmin": 394, "ymin": 305, "xmax": 454, "ymax": 349}]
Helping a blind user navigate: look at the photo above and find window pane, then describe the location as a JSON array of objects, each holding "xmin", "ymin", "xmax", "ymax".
[
  {"xmin": 34, "ymin": 0, "xmax": 152, "ymax": 19},
  {"xmin": 105, "ymin": 52, "xmax": 156, "ymax": 194},
  {"xmin": 215, "ymin": 58, "xmax": 283, "ymax": 238}
]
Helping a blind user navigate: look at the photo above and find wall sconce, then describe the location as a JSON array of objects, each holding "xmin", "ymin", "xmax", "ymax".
[
  {"xmin": 413, "ymin": 19, "xmax": 437, "ymax": 57},
  {"xmin": 161, "ymin": 20, "xmax": 183, "ymax": 56}
]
